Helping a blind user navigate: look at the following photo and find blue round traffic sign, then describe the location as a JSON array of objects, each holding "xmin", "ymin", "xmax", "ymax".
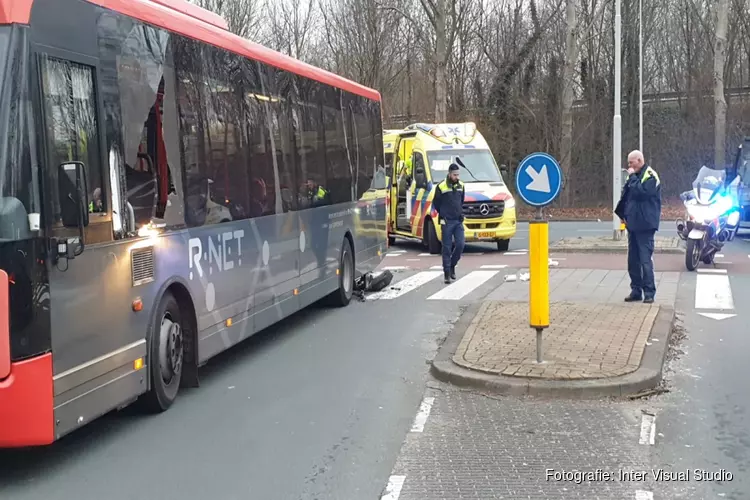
[{"xmin": 514, "ymin": 152, "xmax": 563, "ymax": 207}]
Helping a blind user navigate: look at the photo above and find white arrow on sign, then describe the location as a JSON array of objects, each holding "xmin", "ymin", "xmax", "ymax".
[
  {"xmin": 698, "ymin": 312, "xmax": 737, "ymax": 321},
  {"xmin": 525, "ymin": 164, "xmax": 551, "ymax": 193}
]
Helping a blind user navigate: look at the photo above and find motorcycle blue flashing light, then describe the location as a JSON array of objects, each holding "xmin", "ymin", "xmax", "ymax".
[{"xmin": 686, "ymin": 193, "xmax": 735, "ymax": 222}]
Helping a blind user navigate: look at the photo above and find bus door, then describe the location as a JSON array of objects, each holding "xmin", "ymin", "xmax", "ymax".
[{"xmin": 35, "ymin": 50, "xmax": 132, "ymax": 386}]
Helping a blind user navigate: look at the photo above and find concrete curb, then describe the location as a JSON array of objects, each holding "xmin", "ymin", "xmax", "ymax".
[
  {"xmin": 430, "ymin": 303, "xmax": 676, "ymax": 399},
  {"xmin": 548, "ymin": 246, "xmax": 685, "ymax": 255}
]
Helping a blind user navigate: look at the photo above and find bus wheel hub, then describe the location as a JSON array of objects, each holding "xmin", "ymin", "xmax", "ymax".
[{"xmin": 160, "ymin": 318, "xmax": 183, "ymax": 382}]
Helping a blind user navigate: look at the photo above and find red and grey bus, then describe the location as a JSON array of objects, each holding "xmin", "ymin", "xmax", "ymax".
[{"xmin": 0, "ymin": 0, "xmax": 387, "ymax": 447}]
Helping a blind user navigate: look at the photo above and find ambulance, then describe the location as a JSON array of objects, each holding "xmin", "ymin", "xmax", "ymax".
[
  {"xmin": 386, "ymin": 122, "xmax": 517, "ymax": 253},
  {"xmin": 351, "ymin": 130, "xmax": 397, "ymax": 239}
]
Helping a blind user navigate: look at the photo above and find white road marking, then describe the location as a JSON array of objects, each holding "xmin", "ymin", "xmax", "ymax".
[
  {"xmin": 635, "ymin": 491, "xmax": 654, "ymax": 500},
  {"xmin": 716, "ymin": 253, "xmax": 725, "ymax": 258},
  {"xmin": 381, "ymin": 475, "xmax": 406, "ymax": 500},
  {"xmin": 516, "ymin": 248, "xmax": 528, "ymax": 252},
  {"xmin": 430, "ymin": 265, "xmax": 443, "ymax": 270},
  {"xmin": 385, "ymin": 254, "xmax": 403, "ymax": 257},
  {"xmin": 366, "ymin": 271, "xmax": 442, "ymax": 300},
  {"xmin": 418, "ymin": 253, "xmax": 432, "ymax": 256},
  {"xmin": 480, "ymin": 264, "xmax": 508, "ymax": 269},
  {"xmin": 639, "ymin": 413, "xmax": 656, "ymax": 445},
  {"xmin": 698, "ymin": 312, "xmax": 737, "ymax": 320},
  {"xmin": 382, "ymin": 266, "xmax": 408, "ymax": 271},
  {"xmin": 504, "ymin": 252, "xmax": 526, "ymax": 256},
  {"xmin": 427, "ymin": 270, "xmax": 499, "ymax": 300},
  {"xmin": 695, "ymin": 274, "xmax": 734, "ymax": 310},
  {"xmin": 410, "ymin": 397, "xmax": 435, "ymax": 432},
  {"xmin": 697, "ymin": 268, "xmax": 727, "ymax": 274}
]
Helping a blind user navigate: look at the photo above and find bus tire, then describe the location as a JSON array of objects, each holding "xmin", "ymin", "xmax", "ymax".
[
  {"xmin": 425, "ymin": 219, "xmax": 441, "ymax": 254},
  {"xmin": 326, "ymin": 238, "xmax": 354, "ymax": 307},
  {"xmin": 142, "ymin": 291, "xmax": 184, "ymax": 412}
]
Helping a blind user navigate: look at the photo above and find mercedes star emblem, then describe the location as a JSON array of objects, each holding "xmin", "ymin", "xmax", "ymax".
[{"xmin": 479, "ymin": 203, "xmax": 490, "ymax": 215}]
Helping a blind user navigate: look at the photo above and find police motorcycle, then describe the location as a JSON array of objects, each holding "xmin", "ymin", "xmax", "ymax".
[{"xmin": 676, "ymin": 166, "xmax": 741, "ymax": 271}]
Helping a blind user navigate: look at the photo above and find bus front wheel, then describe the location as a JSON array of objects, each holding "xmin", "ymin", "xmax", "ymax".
[
  {"xmin": 326, "ymin": 238, "xmax": 354, "ymax": 307},
  {"xmin": 142, "ymin": 291, "xmax": 184, "ymax": 412}
]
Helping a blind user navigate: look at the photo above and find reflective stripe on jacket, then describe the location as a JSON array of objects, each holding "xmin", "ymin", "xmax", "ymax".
[
  {"xmin": 433, "ymin": 178, "xmax": 465, "ymax": 222},
  {"xmin": 624, "ymin": 165, "xmax": 662, "ymax": 232}
]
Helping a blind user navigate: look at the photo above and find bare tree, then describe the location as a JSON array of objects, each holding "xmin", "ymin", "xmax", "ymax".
[
  {"xmin": 319, "ymin": 0, "xmax": 406, "ymax": 94},
  {"xmin": 714, "ymin": 0, "xmax": 729, "ymax": 168},
  {"xmin": 263, "ymin": 0, "xmax": 318, "ymax": 60},
  {"xmin": 559, "ymin": 0, "xmax": 578, "ymax": 206},
  {"xmin": 193, "ymin": 0, "xmax": 263, "ymax": 38}
]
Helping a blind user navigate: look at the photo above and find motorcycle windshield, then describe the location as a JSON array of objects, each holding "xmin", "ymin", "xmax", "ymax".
[{"xmin": 692, "ymin": 166, "xmax": 725, "ymax": 204}]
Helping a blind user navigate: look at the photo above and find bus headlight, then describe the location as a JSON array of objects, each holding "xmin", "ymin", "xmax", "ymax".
[{"xmin": 505, "ymin": 197, "xmax": 515, "ymax": 209}]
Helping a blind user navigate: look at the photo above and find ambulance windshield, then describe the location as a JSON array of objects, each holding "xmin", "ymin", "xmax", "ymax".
[{"xmin": 427, "ymin": 149, "xmax": 503, "ymax": 184}]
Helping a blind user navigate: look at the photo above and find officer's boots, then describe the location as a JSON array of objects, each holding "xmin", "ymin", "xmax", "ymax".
[{"xmin": 444, "ymin": 266, "xmax": 457, "ymax": 284}]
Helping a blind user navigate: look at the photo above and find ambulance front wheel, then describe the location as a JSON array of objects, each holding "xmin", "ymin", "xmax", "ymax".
[
  {"xmin": 496, "ymin": 239, "xmax": 510, "ymax": 252},
  {"xmin": 425, "ymin": 219, "xmax": 441, "ymax": 254}
]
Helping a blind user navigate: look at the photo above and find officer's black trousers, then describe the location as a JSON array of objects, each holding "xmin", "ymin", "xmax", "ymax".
[{"xmin": 627, "ymin": 229, "xmax": 656, "ymax": 299}]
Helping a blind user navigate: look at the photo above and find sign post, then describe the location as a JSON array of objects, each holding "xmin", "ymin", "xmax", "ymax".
[{"xmin": 515, "ymin": 152, "xmax": 563, "ymax": 363}]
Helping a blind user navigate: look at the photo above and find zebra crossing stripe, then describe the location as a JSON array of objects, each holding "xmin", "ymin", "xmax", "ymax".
[
  {"xmin": 427, "ymin": 270, "xmax": 499, "ymax": 301},
  {"xmin": 366, "ymin": 271, "xmax": 443, "ymax": 300}
]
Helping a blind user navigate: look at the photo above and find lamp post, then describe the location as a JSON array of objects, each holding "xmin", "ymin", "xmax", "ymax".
[{"xmin": 612, "ymin": 0, "xmax": 622, "ymax": 240}]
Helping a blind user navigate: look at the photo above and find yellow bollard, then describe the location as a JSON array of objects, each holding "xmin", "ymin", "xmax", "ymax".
[{"xmin": 529, "ymin": 220, "xmax": 550, "ymax": 330}]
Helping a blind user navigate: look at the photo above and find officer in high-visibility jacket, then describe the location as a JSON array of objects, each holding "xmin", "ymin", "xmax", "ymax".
[
  {"xmin": 433, "ymin": 163, "xmax": 465, "ymax": 284},
  {"xmin": 622, "ymin": 149, "xmax": 661, "ymax": 304},
  {"xmin": 397, "ymin": 157, "xmax": 412, "ymax": 195}
]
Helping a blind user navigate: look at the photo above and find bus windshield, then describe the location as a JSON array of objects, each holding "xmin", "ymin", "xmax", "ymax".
[
  {"xmin": 427, "ymin": 149, "xmax": 503, "ymax": 184},
  {"xmin": 0, "ymin": 26, "xmax": 35, "ymax": 241}
]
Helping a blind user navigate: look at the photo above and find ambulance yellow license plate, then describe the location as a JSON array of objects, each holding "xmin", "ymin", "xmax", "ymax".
[{"xmin": 477, "ymin": 232, "xmax": 494, "ymax": 238}]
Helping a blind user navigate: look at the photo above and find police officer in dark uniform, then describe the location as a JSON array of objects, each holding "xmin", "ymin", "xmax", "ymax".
[
  {"xmin": 433, "ymin": 163, "xmax": 466, "ymax": 284},
  {"xmin": 619, "ymin": 150, "xmax": 662, "ymax": 303}
]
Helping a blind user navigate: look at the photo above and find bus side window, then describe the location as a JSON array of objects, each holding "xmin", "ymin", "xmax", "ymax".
[{"xmin": 39, "ymin": 55, "xmax": 108, "ymax": 243}]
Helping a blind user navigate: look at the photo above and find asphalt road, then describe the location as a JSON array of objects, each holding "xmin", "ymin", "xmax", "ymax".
[
  {"xmin": 647, "ymin": 271, "xmax": 750, "ymax": 499},
  {"xmin": 0, "ymin": 287, "xmax": 461, "ymax": 500},
  {"xmin": 2, "ymin": 220, "xmax": 750, "ymax": 500}
]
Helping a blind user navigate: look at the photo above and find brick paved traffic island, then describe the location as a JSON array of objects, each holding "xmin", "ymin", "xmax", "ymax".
[
  {"xmin": 453, "ymin": 302, "xmax": 658, "ymax": 379},
  {"xmin": 431, "ymin": 269, "xmax": 677, "ymax": 398}
]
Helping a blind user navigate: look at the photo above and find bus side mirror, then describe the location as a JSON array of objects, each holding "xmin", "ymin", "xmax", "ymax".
[
  {"xmin": 500, "ymin": 164, "xmax": 508, "ymax": 175},
  {"xmin": 58, "ymin": 161, "xmax": 89, "ymax": 229}
]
